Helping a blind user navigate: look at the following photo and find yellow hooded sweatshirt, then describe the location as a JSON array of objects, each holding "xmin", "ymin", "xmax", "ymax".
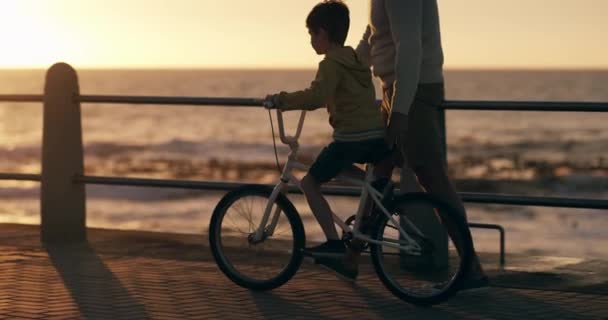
[{"xmin": 276, "ymin": 46, "xmax": 385, "ymax": 142}]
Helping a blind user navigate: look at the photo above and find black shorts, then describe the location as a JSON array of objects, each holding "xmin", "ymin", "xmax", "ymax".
[{"xmin": 308, "ymin": 138, "xmax": 391, "ymax": 183}]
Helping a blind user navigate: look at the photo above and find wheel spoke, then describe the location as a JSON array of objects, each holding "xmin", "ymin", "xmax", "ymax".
[
  {"xmin": 233, "ymin": 199, "xmax": 256, "ymax": 232},
  {"xmin": 246, "ymin": 196, "xmax": 255, "ymax": 232},
  {"xmin": 209, "ymin": 187, "xmax": 303, "ymax": 291},
  {"xmin": 225, "ymin": 208, "xmax": 247, "ymax": 235}
]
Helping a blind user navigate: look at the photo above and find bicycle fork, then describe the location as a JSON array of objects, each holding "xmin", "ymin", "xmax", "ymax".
[
  {"xmin": 250, "ymin": 144, "xmax": 302, "ymax": 243},
  {"xmin": 249, "ymin": 182, "xmax": 287, "ymax": 243}
]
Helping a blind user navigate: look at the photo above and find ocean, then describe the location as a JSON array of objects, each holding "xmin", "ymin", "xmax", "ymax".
[{"xmin": 0, "ymin": 69, "xmax": 607, "ymax": 259}]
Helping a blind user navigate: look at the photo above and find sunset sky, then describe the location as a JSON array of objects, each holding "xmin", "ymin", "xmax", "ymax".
[{"xmin": 1, "ymin": 0, "xmax": 606, "ymax": 69}]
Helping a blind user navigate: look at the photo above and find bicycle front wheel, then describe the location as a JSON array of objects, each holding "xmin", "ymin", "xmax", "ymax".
[
  {"xmin": 209, "ymin": 185, "xmax": 305, "ymax": 291},
  {"xmin": 370, "ymin": 193, "xmax": 473, "ymax": 306}
]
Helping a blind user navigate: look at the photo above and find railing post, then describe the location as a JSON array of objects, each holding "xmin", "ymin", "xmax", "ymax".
[{"xmin": 41, "ymin": 63, "xmax": 86, "ymax": 243}]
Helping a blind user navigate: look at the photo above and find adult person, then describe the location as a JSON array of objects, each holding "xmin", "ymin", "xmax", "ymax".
[{"xmin": 354, "ymin": 0, "xmax": 488, "ymax": 288}]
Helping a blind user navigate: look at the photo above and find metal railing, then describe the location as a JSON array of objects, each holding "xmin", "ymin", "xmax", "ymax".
[
  {"xmin": 442, "ymin": 100, "xmax": 608, "ymax": 112},
  {"xmin": 0, "ymin": 63, "xmax": 607, "ymax": 254}
]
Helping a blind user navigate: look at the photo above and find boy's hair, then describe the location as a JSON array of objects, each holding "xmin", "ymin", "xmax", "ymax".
[{"xmin": 306, "ymin": 0, "xmax": 350, "ymax": 46}]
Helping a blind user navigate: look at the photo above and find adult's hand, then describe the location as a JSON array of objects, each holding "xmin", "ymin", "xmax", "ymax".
[{"xmin": 386, "ymin": 112, "xmax": 409, "ymax": 149}]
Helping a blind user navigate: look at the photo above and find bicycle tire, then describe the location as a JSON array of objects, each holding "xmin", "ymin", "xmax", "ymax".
[
  {"xmin": 209, "ymin": 184, "xmax": 305, "ymax": 291},
  {"xmin": 370, "ymin": 192, "xmax": 473, "ymax": 306}
]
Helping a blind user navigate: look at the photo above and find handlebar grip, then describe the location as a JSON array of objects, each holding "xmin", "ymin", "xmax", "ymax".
[{"xmin": 263, "ymin": 100, "xmax": 275, "ymax": 109}]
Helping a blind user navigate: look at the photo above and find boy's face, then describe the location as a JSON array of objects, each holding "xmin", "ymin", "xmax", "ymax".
[{"xmin": 309, "ymin": 28, "xmax": 330, "ymax": 55}]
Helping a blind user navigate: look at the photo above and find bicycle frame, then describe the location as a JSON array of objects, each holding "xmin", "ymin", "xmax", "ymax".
[{"xmin": 252, "ymin": 109, "xmax": 426, "ymax": 255}]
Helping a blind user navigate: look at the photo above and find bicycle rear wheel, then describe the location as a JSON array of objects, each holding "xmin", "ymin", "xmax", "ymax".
[
  {"xmin": 370, "ymin": 193, "xmax": 473, "ymax": 305},
  {"xmin": 209, "ymin": 185, "xmax": 305, "ymax": 291}
]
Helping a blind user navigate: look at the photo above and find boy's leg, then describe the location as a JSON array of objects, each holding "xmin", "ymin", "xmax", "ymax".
[
  {"xmin": 306, "ymin": 141, "xmax": 383, "ymax": 279},
  {"xmin": 301, "ymin": 174, "xmax": 340, "ymax": 241},
  {"xmin": 306, "ymin": 167, "xmax": 358, "ymax": 280},
  {"xmin": 304, "ymin": 142, "xmax": 382, "ymax": 242},
  {"xmin": 302, "ymin": 142, "xmax": 354, "ymax": 257},
  {"xmin": 307, "ymin": 168, "xmax": 359, "ymax": 280}
]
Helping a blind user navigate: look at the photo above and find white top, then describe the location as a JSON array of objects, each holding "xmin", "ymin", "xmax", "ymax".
[{"xmin": 356, "ymin": 0, "xmax": 444, "ymax": 115}]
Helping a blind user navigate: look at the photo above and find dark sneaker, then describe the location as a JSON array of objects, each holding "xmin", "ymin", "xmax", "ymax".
[
  {"xmin": 303, "ymin": 240, "xmax": 346, "ymax": 258},
  {"xmin": 316, "ymin": 257, "xmax": 358, "ymax": 282}
]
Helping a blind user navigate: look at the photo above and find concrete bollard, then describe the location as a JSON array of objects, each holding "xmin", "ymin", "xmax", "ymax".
[{"xmin": 40, "ymin": 63, "xmax": 86, "ymax": 243}]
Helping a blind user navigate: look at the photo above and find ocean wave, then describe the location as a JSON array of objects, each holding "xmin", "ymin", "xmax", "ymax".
[{"xmin": 1, "ymin": 137, "xmax": 606, "ymax": 185}]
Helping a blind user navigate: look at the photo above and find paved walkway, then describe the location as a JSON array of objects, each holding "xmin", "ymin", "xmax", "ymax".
[{"xmin": 0, "ymin": 224, "xmax": 605, "ymax": 319}]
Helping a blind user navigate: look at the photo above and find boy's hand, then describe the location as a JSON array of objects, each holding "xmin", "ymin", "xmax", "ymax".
[
  {"xmin": 263, "ymin": 94, "xmax": 281, "ymax": 109},
  {"xmin": 386, "ymin": 112, "xmax": 409, "ymax": 151}
]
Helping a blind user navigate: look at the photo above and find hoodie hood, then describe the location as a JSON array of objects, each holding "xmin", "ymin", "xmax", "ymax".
[{"xmin": 325, "ymin": 46, "xmax": 372, "ymax": 87}]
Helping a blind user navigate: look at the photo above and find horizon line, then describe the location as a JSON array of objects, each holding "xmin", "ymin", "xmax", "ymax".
[{"xmin": 2, "ymin": 66, "xmax": 608, "ymax": 72}]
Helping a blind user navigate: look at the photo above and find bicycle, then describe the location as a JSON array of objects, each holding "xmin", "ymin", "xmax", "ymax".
[{"xmin": 209, "ymin": 103, "xmax": 474, "ymax": 306}]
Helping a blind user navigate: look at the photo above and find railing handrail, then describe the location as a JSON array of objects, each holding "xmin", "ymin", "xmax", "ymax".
[
  {"xmin": 2, "ymin": 173, "xmax": 606, "ymax": 210},
  {"xmin": 442, "ymin": 100, "xmax": 608, "ymax": 112},
  {"xmin": 1, "ymin": 94, "xmax": 608, "ymax": 112},
  {"xmin": 0, "ymin": 94, "xmax": 44, "ymax": 102},
  {"xmin": 73, "ymin": 175, "xmax": 608, "ymax": 210},
  {"xmin": 78, "ymin": 95, "xmax": 264, "ymax": 107}
]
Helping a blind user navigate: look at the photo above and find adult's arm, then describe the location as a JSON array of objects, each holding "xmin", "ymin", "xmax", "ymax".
[
  {"xmin": 385, "ymin": 0, "xmax": 422, "ymax": 115},
  {"xmin": 355, "ymin": 25, "xmax": 372, "ymax": 68}
]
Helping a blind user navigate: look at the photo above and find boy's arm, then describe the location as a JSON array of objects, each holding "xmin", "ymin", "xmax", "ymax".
[
  {"xmin": 355, "ymin": 25, "xmax": 372, "ymax": 68},
  {"xmin": 276, "ymin": 60, "xmax": 340, "ymax": 111},
  {"xmin": 385, "ymin": 0, "xmax": 422, "ymax": 116}
]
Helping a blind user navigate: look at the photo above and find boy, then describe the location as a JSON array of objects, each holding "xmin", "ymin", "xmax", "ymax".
[{"xmin": 265, "ymin": 0, "xmax": 388, "ymax": 280}]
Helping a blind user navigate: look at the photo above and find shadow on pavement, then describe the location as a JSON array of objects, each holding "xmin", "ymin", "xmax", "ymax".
[{"xmin": 46, "ymin": 243, "xmax": 150, "ymax": 319}]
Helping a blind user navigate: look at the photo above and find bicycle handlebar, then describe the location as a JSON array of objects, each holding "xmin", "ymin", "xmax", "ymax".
[
  {"xmin": 276, "ymin": 110, "xmax": 306, "ymax": 146},
  {"xmin": 262, "ymin": 99, "xmax": 306, "ymax": 147}
]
